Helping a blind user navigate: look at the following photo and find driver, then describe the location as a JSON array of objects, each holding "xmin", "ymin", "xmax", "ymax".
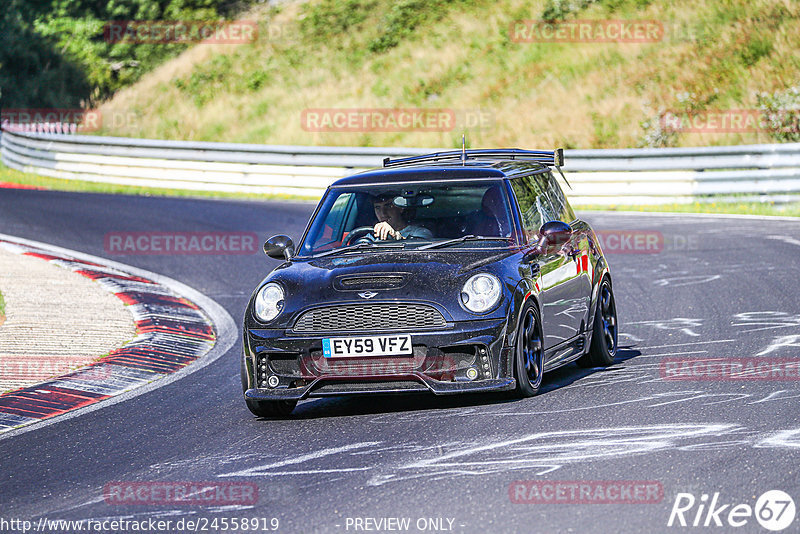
[{"xmin": 371, "ymin": 193, "xmax": 433, "ymax": 240}]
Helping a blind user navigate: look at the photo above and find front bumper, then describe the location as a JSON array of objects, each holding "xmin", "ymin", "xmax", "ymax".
[{"xmin": 244, "ymin": 317, "xmax": 515, "ymax": 401}]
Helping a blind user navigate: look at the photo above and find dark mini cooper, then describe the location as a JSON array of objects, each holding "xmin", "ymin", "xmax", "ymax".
[{"xmin": 242, "ymin": 149, "xmax": 618, "ymax": 416}]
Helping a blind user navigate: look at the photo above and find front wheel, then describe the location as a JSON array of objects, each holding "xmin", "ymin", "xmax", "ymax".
[
  {"xmin": 577, "ymin": 278, "xmax": 618, "ymax": 367},
  {"xmin": 513, "ymin": 302, "xmax": 544, "ymax": 397}
]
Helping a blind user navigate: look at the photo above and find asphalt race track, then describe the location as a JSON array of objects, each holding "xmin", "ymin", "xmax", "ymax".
[{"xmin": 2, "ymin": 189, "xmax": 800, "ymax": 534}]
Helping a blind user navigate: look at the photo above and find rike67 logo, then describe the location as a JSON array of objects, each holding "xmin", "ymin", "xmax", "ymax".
[{"xmin": 668, "ymin": 490, "xmax": 796, "ymax": 531}]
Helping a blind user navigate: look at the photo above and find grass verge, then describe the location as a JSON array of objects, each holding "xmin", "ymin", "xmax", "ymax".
[
  {"xmin": 575, "ymin": 200, "xmax": 800, "ymax": 218},
  {"xmin": 0, "ymin": 290, "xmax": 5, "ymax": 326},
  {"xmin": 0, "ymin": 163, "xmax": 318, "ymax": 202}
]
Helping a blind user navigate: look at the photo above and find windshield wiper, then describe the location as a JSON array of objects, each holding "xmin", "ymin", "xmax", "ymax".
[
  {"xmin": 310, "ymin": 241, "xmax": 405, "ymax": 258},
  {"xmin": 417, "ymin": 235, "xmax": 513, "ymax": 250}
]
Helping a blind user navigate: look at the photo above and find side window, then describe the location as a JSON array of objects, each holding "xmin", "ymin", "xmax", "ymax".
[
  {"xmin": 310, "ymin": 192, "xmax": 354, "ymax": 250},
  {"xmin": 539, "ymin": 171, "xmax": 576, "ymax": 223},
  {"xmin": 511, "ymin": 172, "xmax": 577, "ymax": 243},
  {"xmin": 510, "ymin": 175, "xmax": 545, "ymax": 243}
]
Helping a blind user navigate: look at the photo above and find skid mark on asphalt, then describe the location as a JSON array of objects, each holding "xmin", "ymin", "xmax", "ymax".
[
  {"xmin": 767, "ymin": 235, "xmax": 800, "ymax": 247},
  {"xmin": 732, "ymin": 311, "xmax": 800, "ymax": 333},
  {"xmin": 623, "ymin": 311, "xmax": 800, "ymax": 357},
  {"xmin": 748, "ymin": 390, "xmax": 800, "ymax": 404},
  {"xmin": 219, "ymin": 442, "xmax": 381, "ymax": 477},
  {"xmin": 631, "ymin": 339, "xmax": 735, "ymax": 350},
  {"xmin": 213, "ymin": 424, "xmax": 742, "ymax": 487},
  {"xmin": 757, "ymin": 335, "xmax": 800, "ymax": 355},
  {"xmin": 211, "ymin": 422, "xmax": 800, "ymax": 488},
  {"xmin": 625, "ymin": 318, "xmax": 704, "ymax": 337},
  {"xmin": 727, "ymin": 312, "xmax": 800, "ymax": 355},
  {"xmin": 755, "ymin": 428, "xmax": 800, "ymax": 448},
  {"xmin": 368, "ymin": 424, "xmax": 740, "ymax": 486},
  {"xmin": 633, "ymin": 350, "xmax": 709, "ymax": 358},
  {"xmin": 653, "ymin": 274, "xmax": 721, "ymax": 287},
  {"xmin": 148, "ymin": 453, "xmax": 271, "ymax": 471}
]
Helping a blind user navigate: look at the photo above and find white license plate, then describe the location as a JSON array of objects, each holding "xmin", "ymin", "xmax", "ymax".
[{"xmin": 322, "ymin": 334, "xmax": 412, "ymax": 358}]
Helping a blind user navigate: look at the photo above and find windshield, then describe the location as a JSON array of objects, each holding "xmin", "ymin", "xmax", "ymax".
[{"xmin": 298, "ymin": 180, "xmax": 518, "ymax": 256}]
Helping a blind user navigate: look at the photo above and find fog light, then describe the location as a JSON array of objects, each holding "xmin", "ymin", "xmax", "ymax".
[
  {"xmin": 267, "ymin": 375, "xmax": 280, "ymax": 388},
  {"xmin": 466, "ymin": 368, "xmax": 479, "ymax": 380}
]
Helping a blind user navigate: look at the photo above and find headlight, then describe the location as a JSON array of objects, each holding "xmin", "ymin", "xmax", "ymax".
[
  {"xmin": 254, "ymin": 283, "xmax": 285, "ymax": 322},
  {"xmin": 460, "ymin": 273, "xmax": 501, "ymax": 313}
]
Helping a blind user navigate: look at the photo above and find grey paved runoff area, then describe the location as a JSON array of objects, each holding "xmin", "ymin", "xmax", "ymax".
[
  {"xmin": 0, "ymin": 246, "xmax": 135, "ymax": 392},
  {"xmin": 1, "ymin": 187, "xmax": 800, "ymax": 534}
]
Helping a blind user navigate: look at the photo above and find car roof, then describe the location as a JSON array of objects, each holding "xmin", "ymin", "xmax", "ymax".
[{"xmin": 330, "ymin": 160, "xmax": 550, "ymax": 187}]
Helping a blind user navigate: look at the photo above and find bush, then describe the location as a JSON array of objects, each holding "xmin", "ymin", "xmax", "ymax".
[
  {"xmin": 369, "ymin": 0, "xmax": 473, "ymax": 53},
  {"xmin": 0, "ymin": 0, "xmax": 259, "ymax": 108},
  {"xmin": 756, "ymin": 85, "xmax": 800, "ymax": 143},
  {"xmin": 300, "ymin": 0, "xmax": 376, "ymax": 41}
]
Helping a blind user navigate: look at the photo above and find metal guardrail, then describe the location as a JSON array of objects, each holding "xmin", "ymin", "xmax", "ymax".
[{"xmin": 2, "ymin": 125, "xmax": 800, "ymax": 204}]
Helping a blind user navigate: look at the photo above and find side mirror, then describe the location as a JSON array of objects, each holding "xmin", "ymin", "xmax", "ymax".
[
  {"xmin": 539, "ymin": 220, "xmax": 572, "ymax": 247},
  {"xmin": 526, "ymin": 221, "xmax": 572, "ymax": 259},
  {"xmin": 264, "ymin": 235, "xmax": 295, "ymax": 260}
]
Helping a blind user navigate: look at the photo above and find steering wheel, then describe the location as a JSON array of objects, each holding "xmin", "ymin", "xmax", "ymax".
[{"xmin": 343, "ymin": 226, "xmax": 376, "ymax": 246}]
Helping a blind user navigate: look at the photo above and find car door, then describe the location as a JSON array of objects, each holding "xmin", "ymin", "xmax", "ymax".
[
  {"xmin": 510, "ymin": 172, "xmax": 591, "ymax": 350},
  {"xmin": 539, "ymin": 171, "xmax": 593, "ymax": 343}
]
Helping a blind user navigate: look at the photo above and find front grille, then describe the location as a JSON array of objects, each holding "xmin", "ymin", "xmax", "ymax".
[
  {"xmin": 268, "ymin": 354, "xmax": 302, "ymax": 377},
  {"xmin": 339, "ymin": 275, "xmax": 405, "ymax": 289},
  {"xmin": 293, "ymin": 303, "xmax": 446, "ymax": 333}
]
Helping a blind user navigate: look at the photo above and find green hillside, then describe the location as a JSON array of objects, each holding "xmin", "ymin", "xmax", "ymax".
[
  {"xmin": 0, "ymin": 0, "xmax": 261, "ymax": 109},
  {"xmin": 91, "ymin": 0, "xmax": 800, "ymax": 149}
]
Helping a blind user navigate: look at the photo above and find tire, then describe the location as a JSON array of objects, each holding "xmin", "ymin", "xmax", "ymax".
[
  {"xmin": 241, "ymin": 353, "xmax": 297, "ymax": 417},
  {"xmin": 512, "ymin": 302, "xmax": 544, "ymax": 397},
  {"xmin": 577, "ymin": 278, "xmax": 618, "ymax": 367}
]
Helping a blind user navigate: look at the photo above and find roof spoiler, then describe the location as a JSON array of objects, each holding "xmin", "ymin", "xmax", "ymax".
[{"xmin": 383, "ymin": 148, "xmax": 564, "ymax": 168}]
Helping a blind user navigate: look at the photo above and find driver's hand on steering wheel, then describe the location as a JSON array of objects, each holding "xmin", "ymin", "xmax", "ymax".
[{"xmin": 373, "ymin": 221, "xmax": 403, "ymax": 240}]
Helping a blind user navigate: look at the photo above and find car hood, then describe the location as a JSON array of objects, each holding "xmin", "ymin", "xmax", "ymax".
[{"xmin": 255, "ymin": 249, "xmax": 521, "ymax": 325}]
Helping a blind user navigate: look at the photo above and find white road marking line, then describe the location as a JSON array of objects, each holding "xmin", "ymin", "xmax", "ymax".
[
  {"xmin": 633, "ymin": 339, "xmax": 734, "ymax": 350},
  {"xmin": 235, "ymin": 468, "xmax": 374, "ymax": 476},
  {"xmin": 653, "ymin": 274, "xmax": 721, "ymax": 287},
  {"xmin": 634, "ymin": 350, "xmax": 709, "ymax": 359}
]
